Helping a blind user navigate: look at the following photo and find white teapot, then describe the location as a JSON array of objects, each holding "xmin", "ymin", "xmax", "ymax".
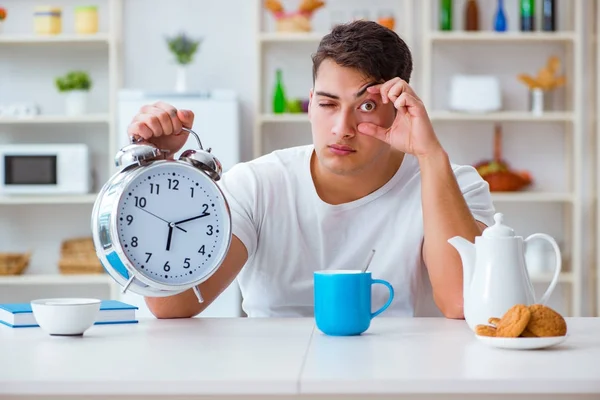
[{"xmin": 448, "ymin": 213, "xmax": 562, "ymax": 330}]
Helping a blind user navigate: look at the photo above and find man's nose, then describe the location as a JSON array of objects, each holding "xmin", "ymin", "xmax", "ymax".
[{"xmin": 331, "ymin": 110, "xmax": 356, "ymax": 139}]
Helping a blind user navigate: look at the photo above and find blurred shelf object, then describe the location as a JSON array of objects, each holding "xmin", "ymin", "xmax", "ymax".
[
  {"xmin": 0, "ymin": 274, "xmax": 111, "ymax": 285},
  {"xmin": 491, "ymin": 192, "xmax": 575, "ymax": 203}
]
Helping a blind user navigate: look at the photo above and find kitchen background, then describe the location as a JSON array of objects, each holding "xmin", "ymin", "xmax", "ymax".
[{"xmin": 0, "ymin": 0, "xmax": 597, "ymax": 318}]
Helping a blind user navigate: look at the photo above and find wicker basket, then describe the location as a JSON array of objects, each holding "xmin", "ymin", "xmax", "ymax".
[
  {"xmin": 59, "ymin": 237, "xmax": 104, "ymax": 275},
  {"xmin": 0, "ymin": 252, "xmax": 31, "ymax": 276},
  {"xmin": 59, "ymin": 255, "xmax": 104, "ymax": 274}
]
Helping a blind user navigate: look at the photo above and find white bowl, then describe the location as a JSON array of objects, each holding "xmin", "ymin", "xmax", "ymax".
[{"xmin": 31, "ymin": 298, "xmax": 101, "ymax": 336}]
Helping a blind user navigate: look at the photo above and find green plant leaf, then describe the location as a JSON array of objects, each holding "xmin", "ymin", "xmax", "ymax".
[
  {"xmin": 166, "ymin": 32, "xmax": 202, "ymax": 65},
  {"xmin": 54, "ymin": 70, "xmax": 92, "ymax": 92}
]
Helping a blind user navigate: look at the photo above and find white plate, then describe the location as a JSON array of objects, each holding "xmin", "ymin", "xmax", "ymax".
[{"xmin": 475, "ymin": 334, "xmax": 568, "ymax": 350}]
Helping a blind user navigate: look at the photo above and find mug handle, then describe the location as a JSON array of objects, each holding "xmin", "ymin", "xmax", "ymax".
[
  {"xmin": 371, "ymin": 279, "xmax": 394, "ymax": 318},
  {"xmin": 525, "ymin": 233, "xmax": 562, "ymax": 305}
]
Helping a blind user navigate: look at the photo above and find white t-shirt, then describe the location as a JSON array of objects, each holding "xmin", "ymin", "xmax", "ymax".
[{"xmin": 217, "ymin": 145, "xmax": 495, "ymax": 318}]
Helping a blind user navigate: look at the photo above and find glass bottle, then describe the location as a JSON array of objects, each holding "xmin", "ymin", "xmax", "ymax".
[
  {"xmin": 273, "ymin": 69, "xmax": 287, "ymax": 114},
  {"xmin": 439, "ymin": 0, "xmax": 452, "ymax": 31},
  {"xmin": 464, "ymin": 0, "xmax": 479, "ymax": 31},
  {"xmin": 494, "ymin": 0, "xmax": 507, "ymax": 32},
  {"xmin": 542, "ymin": 0, "xmax": 556, "ymax": 31},
  {"xmin": 520, "ymin": 0, "xmax": 535, "ymax": 31}
]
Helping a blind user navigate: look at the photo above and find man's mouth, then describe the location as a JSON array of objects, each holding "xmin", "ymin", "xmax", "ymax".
[{"xmin": 328, "ymin": 144, "xmax": 356, "ymax": 155}]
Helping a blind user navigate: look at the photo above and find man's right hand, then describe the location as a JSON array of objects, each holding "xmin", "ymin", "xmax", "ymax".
[{"xmin": 127, "ymin": 101, "xmax": 195, "ymax": 156}]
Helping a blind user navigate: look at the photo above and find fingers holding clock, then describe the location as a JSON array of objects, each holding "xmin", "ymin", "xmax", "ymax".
[{"xmin": 127, "ymin": 102, "xmax": 194, "ymax": 139}]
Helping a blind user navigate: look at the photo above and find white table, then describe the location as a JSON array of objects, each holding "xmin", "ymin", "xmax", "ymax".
[{"xmin": 1, "ymin": 317, "xmax": 599, "ymax": 400}]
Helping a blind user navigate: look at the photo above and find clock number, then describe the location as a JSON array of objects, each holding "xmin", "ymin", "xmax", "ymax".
[
  {"xmin": 163, "ymin": 261, "xmax": 171, "ymax": 272},
  {"xmin": 190, "ymin": 187, "xmax": 194, "ymax": 198},
  {"xmin": 168, "ymin": 179, "xmax": 179, "ymax": 190},
  {"xmin": 206, "ymin": 225, "xmax": 213, "ymax": 236},
  {"xmin": 149, "ymin": 183, "xmax": 160, "ymax": 195},
  {"xmin": 145, "ymin": 252, "xmax": 152, "ymax": 262},
  {"xmin": 126, "ymin": 215, "xmax": 133, "ymax": 225},
  {"xmin": 135, "ymin": 196, "xmax": 147, "ymax": 208},
  {"xmin": 183, "ymin": 258, "xmax": 191, "ymax": 269},
  {"xmin": 198, "ymin": 245, "xmax": 205, "ymax": 255},
  {"xmin": 202, "ymin": 203, "xmax": 209, "ymax": 214},
  {"xmin": 131, "ymin": 237, "xmax": 138, "ymax": 247}
]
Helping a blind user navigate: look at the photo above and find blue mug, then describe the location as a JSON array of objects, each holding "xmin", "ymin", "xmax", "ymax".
[{"xmin": 314, "ymin": 270, "xmax": 394, "ymax": 336}]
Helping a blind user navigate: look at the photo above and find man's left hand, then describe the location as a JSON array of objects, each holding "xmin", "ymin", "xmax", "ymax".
[{"xmin": 357, "ymin": 78, "xmax": 443, "ymax": 158}]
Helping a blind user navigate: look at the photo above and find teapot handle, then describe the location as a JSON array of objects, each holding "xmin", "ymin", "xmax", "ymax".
[{"xmin": 524, "ymin": 233, "xmax": 562, "ymax": 304}]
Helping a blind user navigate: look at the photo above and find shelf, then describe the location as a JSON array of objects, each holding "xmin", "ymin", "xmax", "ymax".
[
  {"xmin": 427, "ymin": 31, "xmax": 577, "ymax": 43},
  {"xmin": 491, "ymin": 192, "xmax": 575, "ymax": 203},
  {"xmin": 0, "ymin": 194, "xmax": 98, "ymax": 205},
  {"xmin": 260, "ymin": 112, "xmax": 574, "ymax": 123},
  {"xmin": 0, "ymin": 33, "xmax": 111, "ymax": 44},
  {"xmin": 259, "ymin": 32, "xmax": 325, "ymax": 43},
  {"xmin": 0, "ymin": 114, "xmax": 110, "ymax": 124},
  {"xmin": 429, "ymin": 111, "xmax": 574, "ymax": 122},
  {"xmin": 0, "ymin": 274, "xmax": 112, "ymax": 285},
  {"xmin": 259, "ymin": 113, "xmax": 309, "ymax": 123}
]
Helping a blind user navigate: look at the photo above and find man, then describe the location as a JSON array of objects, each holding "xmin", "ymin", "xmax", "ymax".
[{"xmin": 128, "ymin": 20, "xmax": 495, "ymax": 320}]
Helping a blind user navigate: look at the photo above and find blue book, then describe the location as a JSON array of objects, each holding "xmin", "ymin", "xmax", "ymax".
[{"xmin": 0, "ymin": 300, "xmax": 138, "ymax": 328}]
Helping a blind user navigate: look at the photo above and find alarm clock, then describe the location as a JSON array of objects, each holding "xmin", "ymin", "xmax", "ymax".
[{"xmin": 91, "ymin": 128, "xmax": 232, "ymax": 303}]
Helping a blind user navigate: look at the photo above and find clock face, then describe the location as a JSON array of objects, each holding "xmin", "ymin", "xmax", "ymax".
[{"xmin": 115, "ymin": 162, "xmax": 230, "ymax": 286}]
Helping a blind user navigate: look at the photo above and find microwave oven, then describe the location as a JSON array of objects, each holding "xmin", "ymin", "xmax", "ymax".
[{"xmin": 0, "ymin": 144, "xmax": 91, "ymax": 195}]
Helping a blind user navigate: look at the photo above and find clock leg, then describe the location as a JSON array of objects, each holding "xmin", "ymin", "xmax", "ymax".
[{"xmin": 193, "ymin": 286, "xmax": 204, "ymax": 303}]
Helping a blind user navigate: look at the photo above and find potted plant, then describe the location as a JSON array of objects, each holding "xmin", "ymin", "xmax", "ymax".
[
  {"xmin": 166, "ymin": 32, "xmax": 201, "ymax": 92},
  {"xmin": 0, "ymin": 7, "xmax": 7, "ymax": 33},
  {"xmin": 55, "ymin": 71, "xmax": 92, "ymax": 116}
]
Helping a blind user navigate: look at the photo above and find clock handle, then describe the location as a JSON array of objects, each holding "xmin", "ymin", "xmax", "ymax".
[
  {"xmin": 181, "ymin": 127, "xmax": 206, "ymax": 151},
  {"xmin": 129, "ymin": 127, "xmax": 204, "ymax": 151}
]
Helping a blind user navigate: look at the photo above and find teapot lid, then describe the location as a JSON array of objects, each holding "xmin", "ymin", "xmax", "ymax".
[{"xmin": 482, "ymin": 213, "xmax": 515, "ymax": 237}]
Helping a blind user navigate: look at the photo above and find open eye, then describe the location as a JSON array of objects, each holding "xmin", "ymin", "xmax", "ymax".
[{"xmin": 360, "ymin": 100, "xmax": 376, "ymax": 112}]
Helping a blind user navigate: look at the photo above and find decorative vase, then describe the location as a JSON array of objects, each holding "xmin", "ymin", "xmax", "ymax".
[
  {"xmin": 175, "ymin": 65, "xmax": 187, "ymax": 93},
  {"xmin": 64, "ymin": 90, "xmax": 88, "ymax": 116},
  {"xmin": 529, "ymin": 88, "xmax": 553, "ymax": 116}
]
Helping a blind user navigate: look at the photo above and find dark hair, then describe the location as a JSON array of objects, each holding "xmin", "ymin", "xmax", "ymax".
[{"xmin": 312, "ymin": 20, "xmax": 413, "ymax": 84}]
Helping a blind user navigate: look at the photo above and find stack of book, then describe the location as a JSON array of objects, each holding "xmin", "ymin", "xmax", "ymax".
[{"xmin": 0, "ymin": 300, "xmax": 138, "ymax": 328}]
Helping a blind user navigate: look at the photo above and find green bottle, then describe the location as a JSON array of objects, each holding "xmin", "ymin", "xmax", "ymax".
[
  {"xmin": 273, "ymin": 69, "xmax": 287, "ymax": 114},
  {"xmin": 440, "ymin": 0, "xmax": 452, "ymax": 31},
  {"xmin": 520, "ymin": 0, "xmax": 535, "ymax": 31}
]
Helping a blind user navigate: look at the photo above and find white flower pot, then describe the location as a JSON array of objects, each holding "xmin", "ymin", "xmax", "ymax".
[
  {"xmin": 175, "ymin": 65, "xmax": 187, "ymax": 93},
  {"xmin": 64, "ymin": 90, "xmax": 88, "ymax": 116}
]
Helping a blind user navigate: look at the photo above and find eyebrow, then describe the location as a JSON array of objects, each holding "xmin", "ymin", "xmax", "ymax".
[{"xmin": 315, "ymin": 81, "xmax": 380, "ymax": 101}]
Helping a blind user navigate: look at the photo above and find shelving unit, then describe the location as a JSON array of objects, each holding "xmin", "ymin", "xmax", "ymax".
[
  {"xmin": 253, "ymin": 0, "xmax": 416, "ymax": 158},
  {"xmin": 0, "ymin": 0, "xmax": 122, "ymax": 296},
  {"xmin": 420, "ymin": 0, "xmax": 587, "ymax": 316}
]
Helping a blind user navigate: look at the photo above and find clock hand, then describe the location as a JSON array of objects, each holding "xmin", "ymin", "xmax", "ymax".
[
  {"xmin": 166, "ymin": 224, "xmax": 174, "ymax": 251},
  {"xmin": 136, "ymin": 206, "xmax": 187, "ymax": 232},
  {"xmin": 174, "ymin": 212, "xmax": 210, "ymax": 225}
]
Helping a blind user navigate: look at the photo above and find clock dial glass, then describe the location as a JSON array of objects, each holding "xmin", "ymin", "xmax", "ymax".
[{"xmin": 116, "ymin": 162, "xmax": 230, "ymax": 286}]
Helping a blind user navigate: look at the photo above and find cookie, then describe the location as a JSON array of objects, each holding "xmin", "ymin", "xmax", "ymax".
[
  {"xmin": 526, "ymin": 304, "xmax": 567, "ymax": 337},
  {"xmin": 495, "ymin": 304, "xmax": 531, "ymax": 338},
  {"xmin": 520, "ymin": 328, "xmax": 537, "ymax": 338},
  {"xmin": 488, "ymin": 317, "xmax": 500, "ymax": 327},
  {"xmin": 475, "ymin": 324, "xmax": 496, "ymax": 337}
]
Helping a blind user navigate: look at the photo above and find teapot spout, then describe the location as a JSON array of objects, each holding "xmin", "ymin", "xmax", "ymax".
[{"xmin": 447, "ymin": 236, "xmax": 476, "ymax": 294}]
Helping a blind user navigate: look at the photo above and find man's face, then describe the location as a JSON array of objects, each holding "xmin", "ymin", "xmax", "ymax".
[{"xmin": 309, "ymin": 59, "xmax": 396, "ymax": 176}]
